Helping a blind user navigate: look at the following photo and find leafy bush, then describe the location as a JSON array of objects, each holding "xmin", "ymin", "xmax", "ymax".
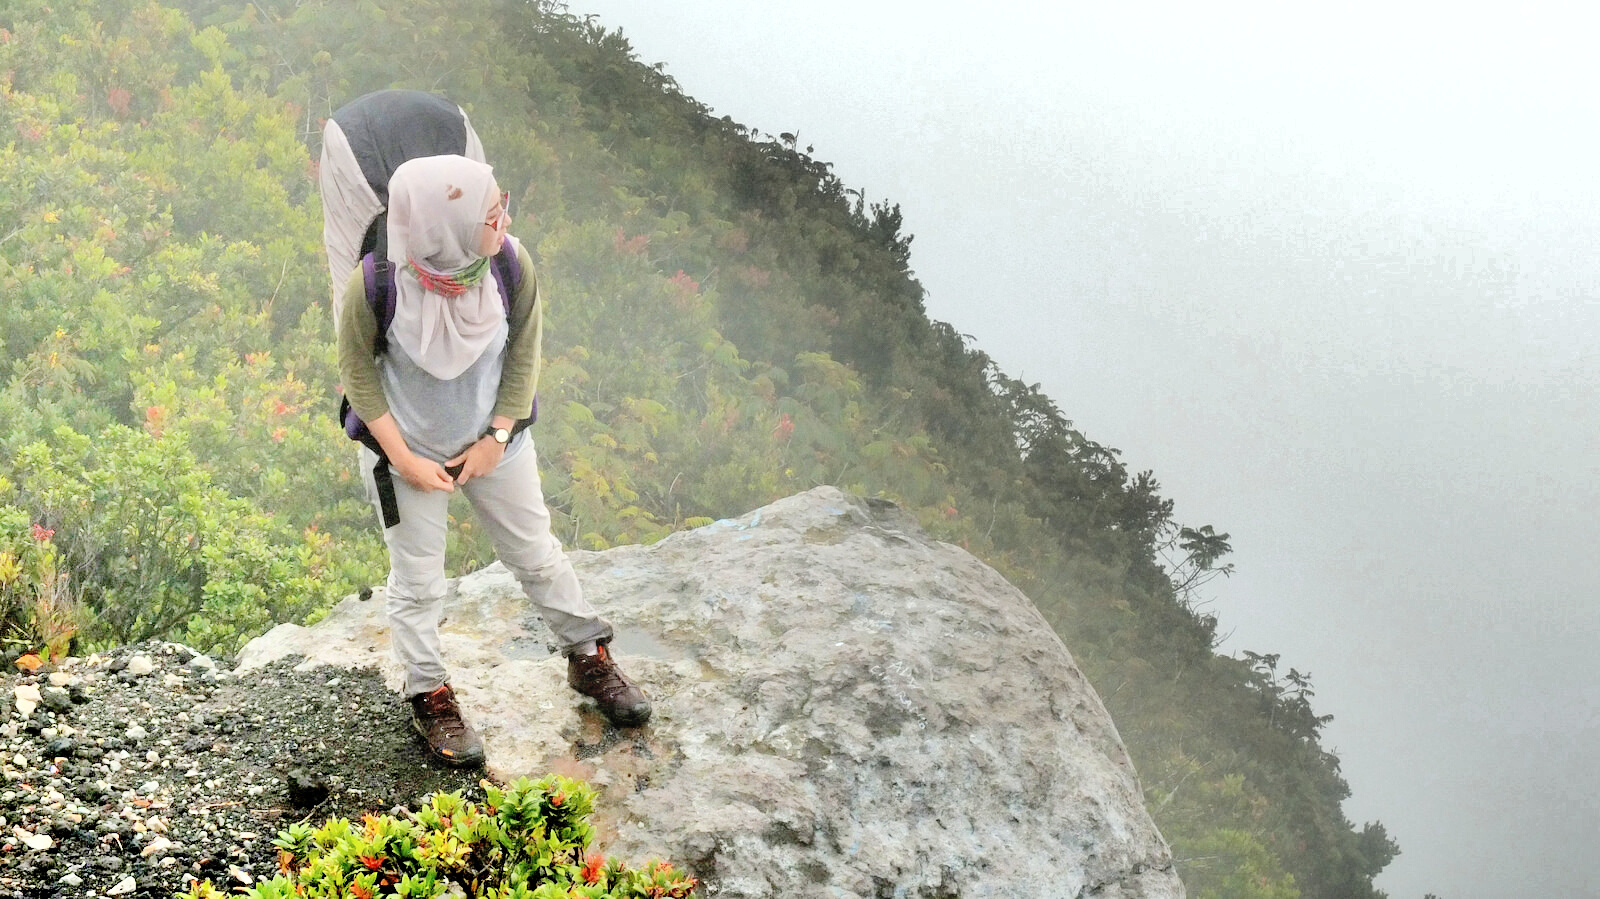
[
  {"xmin": 178, "ymin": 776, "xmax": 698, "ymax": 899},
  {"xmin": 0, "ymin": 500, "xmax": 87, "ymax": 659},
  {"xmin": 1, "ymin": 422, "xmax": 338, "ymax": 653}
]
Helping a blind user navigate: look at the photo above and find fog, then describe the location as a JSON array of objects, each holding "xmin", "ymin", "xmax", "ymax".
[{"xmin": 569, "ymin": 2, "xmax": 1600, "ymax": 897}]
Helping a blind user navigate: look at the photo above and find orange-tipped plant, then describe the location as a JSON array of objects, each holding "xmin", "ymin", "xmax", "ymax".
[{"xmin": 179, "ymin": 775, "xmax": 698, "ymax": 899}]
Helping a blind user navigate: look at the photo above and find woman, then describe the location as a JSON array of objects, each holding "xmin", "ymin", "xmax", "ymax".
[{"xmin": 337, "ymin": 154, "xmax": 650, "ymax": 768}]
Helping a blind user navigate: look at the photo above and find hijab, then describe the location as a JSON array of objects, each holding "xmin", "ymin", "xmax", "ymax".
[{"xmin": 385, "ymin": 155, "xmax": 506, "ymax": 380}]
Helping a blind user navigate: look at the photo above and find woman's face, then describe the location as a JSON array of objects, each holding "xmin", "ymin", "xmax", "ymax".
[{"xmin": 478, "ymin": 186, "xmax": 510, "ymax": 256}]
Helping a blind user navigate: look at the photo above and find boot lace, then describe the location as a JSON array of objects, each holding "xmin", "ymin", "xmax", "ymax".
[
  {"xmin": 581, "ymin": 646, "xmax": 629, "ymax": 692},
  {"xmin": 419, "ymin": 687, "xmax": 467, "ymax": 736}
]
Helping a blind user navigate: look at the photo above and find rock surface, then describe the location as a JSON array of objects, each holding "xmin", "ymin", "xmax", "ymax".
[{"xmin": 241, "ymin": 486, "xmax": 1183, "ymax": 898}]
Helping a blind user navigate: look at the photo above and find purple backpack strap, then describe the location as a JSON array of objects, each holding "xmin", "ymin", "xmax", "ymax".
[
  {"xmin": 490, "ymin": 237, "xmax": 521, "ymax": 313},
  {"xmin": 361, "ymin": 252, "xmax": 398, "ymax": 357}
]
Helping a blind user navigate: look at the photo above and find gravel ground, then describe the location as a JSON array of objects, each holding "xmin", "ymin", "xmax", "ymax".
[{"xmin": 0, "ymin": 642, "xmax": 489, "ymax": 899}]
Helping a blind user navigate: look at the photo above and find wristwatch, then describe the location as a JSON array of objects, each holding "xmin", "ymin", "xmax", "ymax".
[{"xmin": 485, "ymin": 425, "xmax": 511, "ymax": 445}]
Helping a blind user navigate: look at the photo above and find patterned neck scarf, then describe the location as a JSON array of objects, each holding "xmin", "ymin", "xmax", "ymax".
[{"xmin": 406, "ymin": 255, "xmax": 490, "ymax": 297}]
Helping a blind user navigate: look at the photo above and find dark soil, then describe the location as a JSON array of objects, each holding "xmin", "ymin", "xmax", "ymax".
[{"xmin": 0, "ymin": 642, "xmax": 489, "ymax": 898}]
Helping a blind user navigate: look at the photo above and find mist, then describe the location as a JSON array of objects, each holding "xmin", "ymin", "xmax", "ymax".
[{"xmin": 571, "ymin": 2, "xmax": 1600, "ymax": 896}]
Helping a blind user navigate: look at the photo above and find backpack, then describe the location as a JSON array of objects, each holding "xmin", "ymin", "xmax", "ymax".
[
  {"xmin": 322, "ymin": 89, "xmax": 485, "ymax": 318},
  {"xmin": 338, "ymin": 238, "xmax": 537, "ymax": 527}
]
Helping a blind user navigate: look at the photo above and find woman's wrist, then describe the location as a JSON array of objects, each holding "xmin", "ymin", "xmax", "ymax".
[{"xmin": 482, "ymin": 416, "xmax": 515, "ymax": 447}]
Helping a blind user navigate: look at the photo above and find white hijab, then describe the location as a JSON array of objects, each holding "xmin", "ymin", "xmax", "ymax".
[{"xmin": 386, "ymin": 155, "xmax": 505, "ymax": 380}]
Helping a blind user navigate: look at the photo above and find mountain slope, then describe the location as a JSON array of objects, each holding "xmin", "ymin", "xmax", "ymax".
[{"xmin": 0, "ymin": 1, "xmax": 1395, "ymax": 895}]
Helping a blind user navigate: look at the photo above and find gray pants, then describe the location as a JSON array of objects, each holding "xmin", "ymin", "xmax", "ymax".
[{"xmin": 360, "ymin": 438, "xmax": 612, "ymax": 697}]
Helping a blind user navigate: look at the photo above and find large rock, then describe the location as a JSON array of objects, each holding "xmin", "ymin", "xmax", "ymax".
[{"xmin": 239, "ymin": 487, "xmax": 1182, "ymax": 898}]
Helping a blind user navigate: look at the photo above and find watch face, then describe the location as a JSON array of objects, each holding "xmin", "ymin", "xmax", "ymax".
[{"xmin": 493, "ymin": 428, "xmax": 511, "ymax": 444}]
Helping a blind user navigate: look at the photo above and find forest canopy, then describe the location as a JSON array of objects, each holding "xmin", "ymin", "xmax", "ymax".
[{"xmin": 0, "ymin": 1, "xmax": 1397, "ymax": 896}]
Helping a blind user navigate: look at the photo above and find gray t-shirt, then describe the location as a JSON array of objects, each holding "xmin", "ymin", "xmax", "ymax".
[{"xmin": 379, "ymin": 317, "xmax": 512, "ymax": 463}]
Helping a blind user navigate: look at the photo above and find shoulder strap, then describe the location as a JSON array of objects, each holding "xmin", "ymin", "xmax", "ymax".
[
  {"xmin": 360, "ymin": 252, "xmax": 398, "ymax": 357},
  {"xmin": 490, "ymin": 238, "xmax": 522, "ymax": 314}
]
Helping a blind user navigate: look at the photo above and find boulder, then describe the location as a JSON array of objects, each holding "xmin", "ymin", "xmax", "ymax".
[{"xmin": 239, "ymin": 487, "xmax": 1182, "ymax": 898}]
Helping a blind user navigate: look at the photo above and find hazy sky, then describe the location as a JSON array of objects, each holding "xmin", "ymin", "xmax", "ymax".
[{"xmin": 569, "ymin": 2, "xmax": 1600, "ymax": 897}]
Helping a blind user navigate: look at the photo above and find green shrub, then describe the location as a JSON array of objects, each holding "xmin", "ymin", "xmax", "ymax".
[
  {"xmin": 178, "ymin": 775, "xmax": 698, "ymax": 899},
  {"xmin": 0, "ymin": 499, "xmax": 88, "ymax": 659},
  {"xmin": 2, "ymin": 423, "xmax": 338, "ymax": 654}
]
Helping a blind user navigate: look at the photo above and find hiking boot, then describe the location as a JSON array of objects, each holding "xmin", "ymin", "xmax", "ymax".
[
  {"xmin": 409, "ymin": 684, "xmax": 485, "ymax": 768},
  {"xmin": 568, "ymin": 644, "xmax": 652, "ymax": 726}
]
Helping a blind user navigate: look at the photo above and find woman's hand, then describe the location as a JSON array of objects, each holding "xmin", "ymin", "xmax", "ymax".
[
  {"xmin": 445, "ymin": 434, "xmax": 507, "ymax": 486},
  {"xmin": 394, "ymin": 452, "xmax": 457, "ymax": 493},
  {"xmin": 364, "ymin": 412, "xmax": 455, "ymax": 493}
]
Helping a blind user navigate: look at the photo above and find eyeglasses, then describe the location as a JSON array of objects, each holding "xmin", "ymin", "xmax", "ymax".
[{"xmin": 485, "ymin": 191, "xmax": 511, "ymax": 229}]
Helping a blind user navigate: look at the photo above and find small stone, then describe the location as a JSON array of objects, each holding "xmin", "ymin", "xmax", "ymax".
[
  {"xmin": 126, "ymin": 656, "xmax": 156, "ymax": 676},
  {"xmin": 125, "ymin": 723, "xmax": 148, "ymax": 742},
  {"xmin": 107, "ymin": 874, "xmax": 137, "ymax": 895},
  {"xmin": 139, "ymin": 780, "xmax": 159, "ymax": 796},
  {"xmin": 47, "ymin": 672, "xmax": 72, "ymax": 687},
  {"xmin": 44, "ymin": 738, "xmax": 75, "ymax": 759},
  {"xmin": 141, "ymin": 835, "xmax": 173, "ymax": 857},
  {"xmin": 39, "ymin": 686, "xmax": 72, "ymax": 713},
  {"xmin": 285, "ymin": 768, "xmax": 330, "ymax": 808},
  {"xmin": 14, "ymin": 827, "xmax": 52, "ymax": 850},
  {"xmin": 60, "ymin": 872, "xmax": 83, "ymax": 887},
  {"xmin": 15, "ymin": 699, "xmax": 36, "ymax": 719},
  {"xmin": 187, "ymin": 655, "xmax": 216, "ymax": 671},
  {"xmin": 229, "ymin": 864, "xmax": 254, "ymax": 885},
  {"xmin": 146, "ymin": 750, "xmax": 160, "ymax": 763},
  {"xmin": 163, "ymin": 673, "xmax": 184, "ymax": 688}
]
